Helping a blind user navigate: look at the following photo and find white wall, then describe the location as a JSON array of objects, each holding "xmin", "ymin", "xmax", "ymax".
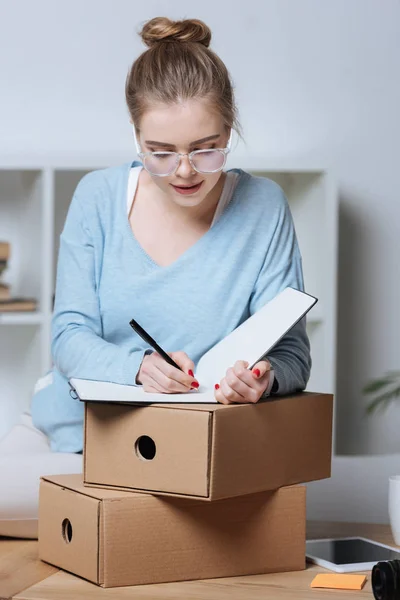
[
  {"xmin": 307, "ymin": 454, "xmax": 400, "ymax": 524},
  {"xmin": 0, "ymin": 1, "xmax": 399, "ymax": 458}
]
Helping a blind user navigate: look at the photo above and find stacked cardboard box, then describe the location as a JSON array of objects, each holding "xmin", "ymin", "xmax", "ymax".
[{"xmin": 39, "ymin": 391, "xmax": 333, "ymax": 588}]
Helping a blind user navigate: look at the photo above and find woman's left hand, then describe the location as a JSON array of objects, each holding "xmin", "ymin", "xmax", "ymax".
[{"xmin": 214, "ymin": 359, "xmax": 272, "ymax": 404}]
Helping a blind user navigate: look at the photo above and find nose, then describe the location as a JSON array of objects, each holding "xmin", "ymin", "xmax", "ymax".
[{"xmin": 175, "ymin": 154, "xmax": 195, "ymax": 178}]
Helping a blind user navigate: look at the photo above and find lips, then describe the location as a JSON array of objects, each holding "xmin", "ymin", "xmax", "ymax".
[
  {"xmin": 171, "ymin": 181, "xmax": 204, "ymax": 195},
  {"xmin": 173, "ymin": 183, "xmax": 201, "ymax": 189}
]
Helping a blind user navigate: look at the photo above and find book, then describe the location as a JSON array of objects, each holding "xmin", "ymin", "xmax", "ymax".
[
  {"xmin": 70, "ymin": 287, "xmax": 317, "ymax": 404},
  {"xmin": 0, "ymin": 241, "xmax": 10, "ymax": 262},
  {"xmin": 0, "ymin": 260, "xmax": 8, "ymax": 277},
  {"xmin": 0, "ymin": 284, "xmax": 10, "ymax": 301},
  {"xmin": 0, "ymin": 298, "xmax": 37, "ymax": 312}
]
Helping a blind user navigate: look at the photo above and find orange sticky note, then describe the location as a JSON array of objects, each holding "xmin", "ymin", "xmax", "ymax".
[{"xmin": 310, "ymin": 573, "xmax": 367, "ymax": 590}]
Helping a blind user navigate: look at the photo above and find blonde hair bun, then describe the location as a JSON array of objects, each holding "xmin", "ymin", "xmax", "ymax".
[{"xmin": 140, "ymin": 17, "xmax": 211, "ymax": 48}]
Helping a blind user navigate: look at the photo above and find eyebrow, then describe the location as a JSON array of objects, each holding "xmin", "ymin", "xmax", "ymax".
[{"xmin": 144, "ymin": 134, "xmax": 220, "ymax": 148}]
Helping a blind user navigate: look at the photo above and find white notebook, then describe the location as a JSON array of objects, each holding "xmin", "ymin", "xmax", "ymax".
[{"xmin": 69, "ymin": 287, "xmax": 317, "ymax": 404}]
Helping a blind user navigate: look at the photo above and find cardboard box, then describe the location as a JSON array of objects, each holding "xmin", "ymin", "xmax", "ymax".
[
  {"xmin": 84, "ymin": 392, "xmax": 333, "ymax": 500},
  {"xmin": 39, "ymin": 474, "xmax": 306, "ymax": 588}
]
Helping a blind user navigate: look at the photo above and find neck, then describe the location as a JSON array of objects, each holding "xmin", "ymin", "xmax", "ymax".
[{"xmin": 184, "ymin": 173, "xmax": 227, "ymax": 226}]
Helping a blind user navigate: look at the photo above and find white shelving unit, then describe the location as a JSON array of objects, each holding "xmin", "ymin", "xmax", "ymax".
[{"xmin": 0, "ymin": 160, "xmax": 338, "ymax": 445}]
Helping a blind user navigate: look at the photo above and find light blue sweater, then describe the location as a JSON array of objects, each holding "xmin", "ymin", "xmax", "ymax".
[{"xmin": 31, "ymin": 160, "xmax": 311, "ymax": 452}]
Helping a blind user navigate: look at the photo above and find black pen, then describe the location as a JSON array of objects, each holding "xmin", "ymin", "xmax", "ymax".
[{"xmin": 129, "ymin": 318, "xmax": 184, "ymax": 372}]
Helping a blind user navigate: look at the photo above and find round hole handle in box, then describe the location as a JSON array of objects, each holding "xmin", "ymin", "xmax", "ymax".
[
  {"xmin": 61, "ymin": 518, "xmax": 73, "ymax": 543},
  {"xmin": 135, "ymin": 435, "xmax": 156, "ymax": 461}
]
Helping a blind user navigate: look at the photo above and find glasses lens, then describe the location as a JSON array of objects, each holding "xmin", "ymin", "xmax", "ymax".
[
  {"xmin": 143, "ymin": 152, "xmax": 177, "ymax": 176},
  {"xmin": 191, "ymin": 150, "xmax": 225, "ymax": 173}
]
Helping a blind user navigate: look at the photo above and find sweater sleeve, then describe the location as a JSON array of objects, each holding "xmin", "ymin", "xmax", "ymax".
[
  {"xmin": 249, "ymin": 185, "xmax": 312, "ymax": 396},
  {"xmin": 51, "ymin": 181, "xmax": 152, "ymax": 384}
]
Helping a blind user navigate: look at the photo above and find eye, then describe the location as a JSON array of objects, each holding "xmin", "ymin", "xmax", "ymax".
[
  {"xmin": 194, "ymin": 144, "xmax": 216, "ymax": 152},
  {"xmin": 149, "ymin": 149, "xmax": 173, "ymax": 155}
]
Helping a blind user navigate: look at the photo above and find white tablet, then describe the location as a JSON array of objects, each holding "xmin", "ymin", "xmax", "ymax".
[{"xmin": 306, "ymin": 537, "xmax": 400, "ymax": 573}]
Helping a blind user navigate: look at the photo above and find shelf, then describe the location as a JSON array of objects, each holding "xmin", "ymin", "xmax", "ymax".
[
  {"xmin": 0, "ymin": 311, "xmax": 43, "ymax": 325},
  {"xmin": 0, "ymin": 170, "xmax": 44, "ymax": 300}
]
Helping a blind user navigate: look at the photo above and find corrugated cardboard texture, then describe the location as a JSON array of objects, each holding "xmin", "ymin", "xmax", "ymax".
[
  {"xmin": 39, "ymin": 474, "xmax": 306, "ymax": 588},
  {"xmin": 85, "ymin": 403, "xmax": 211, "ymax": 496},
  {"xmin": 210, "ymin": 392, "xmax": 333, "ymax": 499},
  {"xmin": 84, "ymin": 392, "xmax": 333, "ymax": 500},
  {"xmin": 38, "ymin": 479, "xmax": 100, "ymax": 583}
]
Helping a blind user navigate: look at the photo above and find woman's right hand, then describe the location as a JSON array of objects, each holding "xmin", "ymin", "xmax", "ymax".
[{"xmin": 136, "ymin": 351, "xmax": 199, "ymax": 393}]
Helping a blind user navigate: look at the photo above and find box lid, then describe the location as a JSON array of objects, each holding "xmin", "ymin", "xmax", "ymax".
[
  {"xmin": 41, "ymin": 474, "xmax": 143, "ymax": 499},
  {"xmin": 151, "ymin": 391, "xmax": 324, "ymax": 411}
]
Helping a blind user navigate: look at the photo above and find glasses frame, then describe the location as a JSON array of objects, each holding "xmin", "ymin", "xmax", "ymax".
[{"xmin": 132, "ymin": 125, "xmax": 232, "ymax": 177}]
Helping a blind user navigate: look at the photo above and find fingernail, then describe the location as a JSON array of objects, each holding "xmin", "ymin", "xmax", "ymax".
[
  {"xmin": 188, "ymin": 369, "xmax": 194, "ymax": 377},
  {"xmin": 191, "ymin": 381, "xmax": 199, "ymax": 389},
  {"xmin": 252, "ymin": 368, "xmax": 261, "ymax": 378},
  {"xmin": 214, "ymin": 384, "xmax": 220, "ymax": 390}
]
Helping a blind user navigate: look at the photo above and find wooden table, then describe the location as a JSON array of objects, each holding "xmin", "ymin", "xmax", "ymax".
[
  {"xmin": 1, "ymin": 522, "xmax": 393, "ymax": 600},
  {"xmin": 0, "ymin": 537, "xmax": 57, "ymax": 600}
]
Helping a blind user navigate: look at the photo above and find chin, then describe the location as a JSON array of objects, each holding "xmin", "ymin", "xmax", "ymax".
[{"xmin": 173, "ymin": 193, "xmax": 207, "ymax": 206}]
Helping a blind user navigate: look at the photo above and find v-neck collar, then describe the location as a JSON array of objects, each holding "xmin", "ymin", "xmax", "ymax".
[{"xmin": 122, "ymin": 162, "xmax": 246, "ymax": 271}]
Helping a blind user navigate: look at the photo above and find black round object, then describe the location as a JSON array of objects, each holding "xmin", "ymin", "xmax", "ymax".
[{"xmin": 372, "ymin": 560, "xmax": 400, "ymax": 600}]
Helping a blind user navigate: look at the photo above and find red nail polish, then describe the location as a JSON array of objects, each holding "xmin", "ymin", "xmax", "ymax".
[
  {"xmin": 215, "ymin": 384, "xmax": 220, "ymax": 390},
  {"xmin": 191, "ymin": 381, "xmax": 199, "ymax": 389},
  {"xmin": 188, "ymin": 369, "xmax": 194, "ymax": 377},
  {"xmin": 253, "ymin": 368, "xmax": 261, "ymax": 378}
]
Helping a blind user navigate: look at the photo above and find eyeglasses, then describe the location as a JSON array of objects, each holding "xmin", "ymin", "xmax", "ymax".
[{"xmin": 132, "ymin": 125, "xmax": 232, "ymax": 177}]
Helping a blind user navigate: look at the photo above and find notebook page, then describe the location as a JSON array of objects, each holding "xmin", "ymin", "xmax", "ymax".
[
  {"xmin": 195, "ymin": 287, "xmax": 317, "ymax": 387},
  {"xmin": 70, "ymin": 287, "xmax": 316, "ymax": 403},
  {"xmin": 69, "ymin": 378, "xmax": 217, "ymax": 403}
]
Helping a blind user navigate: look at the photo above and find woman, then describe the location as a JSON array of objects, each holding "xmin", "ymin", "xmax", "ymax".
[{"xmin": 0, "ymin": 17, "xmax": 311, "ymax": 538}]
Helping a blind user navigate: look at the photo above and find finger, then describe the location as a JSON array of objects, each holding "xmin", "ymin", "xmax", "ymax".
[
  {"xmin": 153, "ymin": 367, "xmax": 194, "ymax": 393},
  {"xmin": 141, "ymin": 354, "xmax": 190, "ymax": 393},
  {"xmin": 250, "ymin": 360, "xmax": 272, "ymax": 399},
  {"xmin": 214, "ymin": 385, "xmax": 231, "ymax": 405},
  {"xmin": 247, "ymin": 360, "xmax": 272, "ymax": 399},
  {"xmin": 234, "ymin": 360, "xmax": 249, "ymax": 370},
  {"xmin": 152, "ymin": 356, "xmax": 196, "ymax": 393},
  {"xmin": 225, "ymin": 366, "xmax": 255, "ymax": 398},
  {"xmin": 145, "ymin": 351, "xmax": 197, "ymax": 388},
  {"xmin": 137, "ymin": 353, "xmax": 167, "ymax": 391},
  {"xmin": 143, "ymin": 384, "xmax": 164, "ymax": 394},
  {"xmin": 251, "ymin": 359, "xmax": 272, "ymax": 380},
  {"xmin": 169, "ymin": 350, "xmax": 198, "ymax": 387},
  {"xmin": 224, "ymin": 377, "xmax": 259, "ymax": 403},
  {"xmin": 169, "ymin": 351, "xmax": 196, "ymax": 378},
  {"xmin": 232, "ymin": 361, "xmax": 257, "ymax": 387},
  {"xmin": 219, "ymin": 376, "xmax": 255, "ymax": 404},
  {"xmin": 232, "ymin": 361, "xmax": 270, "ymax": 396},
  {"xmin": 148, "ymin": 359, "xmax": 199, "ymax": 394},
  {"xmin": 138, "ymin": 354, "xmax": 166, "ymax": 392},
  {"xmin": 141, "ymin": 369, "xmax": 170, "ymax": 393},
  {"xmin": 214, "ymin": 362, "xmax": 255, "ymax": 404}
]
